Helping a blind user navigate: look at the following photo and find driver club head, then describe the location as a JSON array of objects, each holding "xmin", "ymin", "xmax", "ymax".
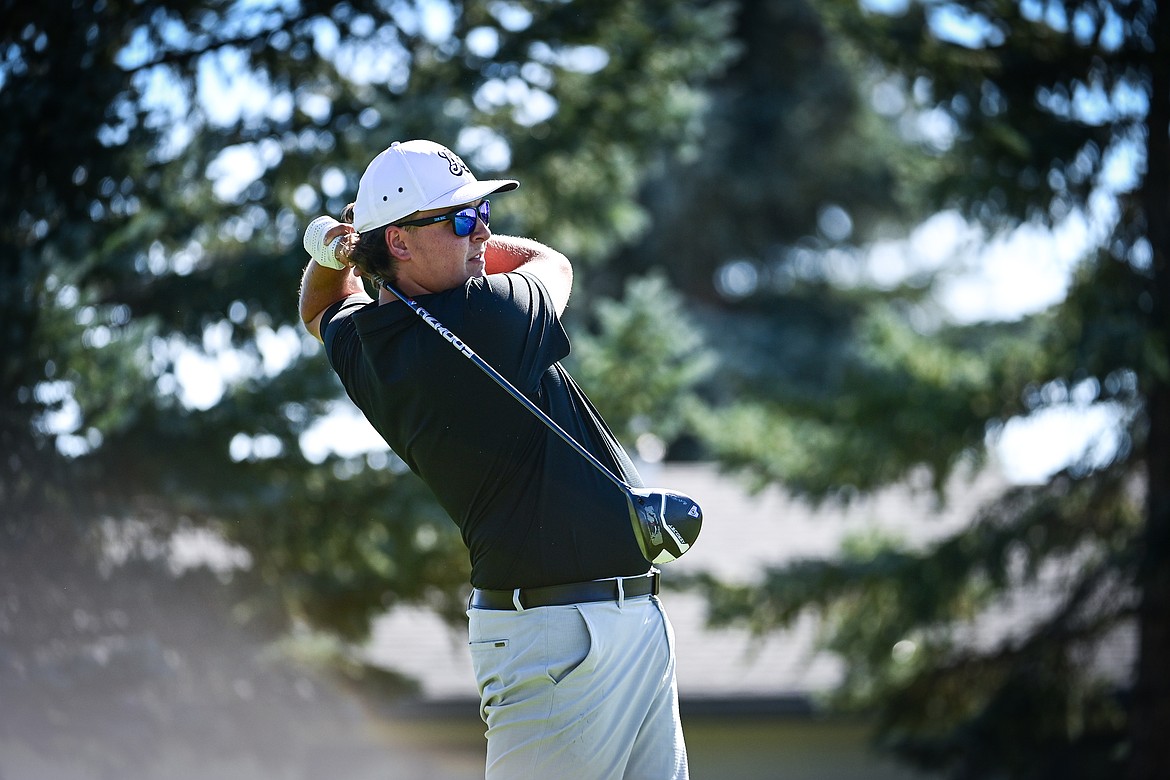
[{"xmin": 626, "ymin": 486, "xmax": 703, "ymax": 564}]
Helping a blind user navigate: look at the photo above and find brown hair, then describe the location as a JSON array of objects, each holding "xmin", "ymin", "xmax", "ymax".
[{"xmin": 339, "ymin": 202, "xmax": 399, "ymax": 287}]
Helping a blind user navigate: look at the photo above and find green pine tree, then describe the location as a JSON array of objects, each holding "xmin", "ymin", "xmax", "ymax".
[
  {"xmin": 684, "ymin": 2, "xmax": 1166, "ymax": 778},
  {"xmin": 0, "ymin": 0, "xmax": 736, "ymax": 770}
]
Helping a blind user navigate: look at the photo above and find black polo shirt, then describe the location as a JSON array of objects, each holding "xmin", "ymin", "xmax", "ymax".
[{"xmin": 321, "ymin": 271, "xmax": 649, "ymax": 590}]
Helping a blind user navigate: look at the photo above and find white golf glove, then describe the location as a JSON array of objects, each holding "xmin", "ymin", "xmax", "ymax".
[{"xmin": 303, "ymin": 215, "xmax": 347, "ymax": 270}]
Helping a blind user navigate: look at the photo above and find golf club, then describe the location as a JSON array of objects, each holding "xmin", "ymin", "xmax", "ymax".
[{"xmin": 378, "ymin": 278, "xmax": 702, "ymax": 564}]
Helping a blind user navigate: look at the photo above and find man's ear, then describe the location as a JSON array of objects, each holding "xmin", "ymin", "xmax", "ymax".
[{"xmin": 385, "ymin": 226, "xmax": 412, "ymax": 262}]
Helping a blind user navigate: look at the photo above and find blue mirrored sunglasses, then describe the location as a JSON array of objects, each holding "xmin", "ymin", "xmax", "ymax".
[{"xmin": 395, "ymin": 200, "xmax": 490, "ymax": 237}]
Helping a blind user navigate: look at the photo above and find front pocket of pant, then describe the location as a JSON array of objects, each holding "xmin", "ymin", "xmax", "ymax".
[{"xmin": 546, "ymin": 606, "xmax": 595, "ymax": 685}]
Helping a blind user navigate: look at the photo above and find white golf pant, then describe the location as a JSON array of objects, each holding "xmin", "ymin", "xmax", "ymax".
[{"xmin": 467, "ymin": 595, "xmax": 688, "ymax": 779}]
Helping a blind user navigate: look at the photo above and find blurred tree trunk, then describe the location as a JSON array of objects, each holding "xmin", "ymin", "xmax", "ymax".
[{"xmin": 1130, "ymin": 6, "xmax": 1170, "ymax": 777}]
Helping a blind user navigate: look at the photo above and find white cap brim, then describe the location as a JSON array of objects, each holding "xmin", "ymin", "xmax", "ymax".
[{"xmin": 413, "ymin": 179, "xmax": 519, "ymax": 219}]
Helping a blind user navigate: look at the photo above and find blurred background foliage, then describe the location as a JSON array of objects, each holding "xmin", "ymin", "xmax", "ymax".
[{"xmin": 1, "ymin": 0, "xmax": 1166, "ymax": 778}]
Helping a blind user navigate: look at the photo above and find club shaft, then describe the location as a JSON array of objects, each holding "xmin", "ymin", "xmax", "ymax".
[{"xmin": 381, "ymin": 281, "xmax": 631, "ymax": 493}]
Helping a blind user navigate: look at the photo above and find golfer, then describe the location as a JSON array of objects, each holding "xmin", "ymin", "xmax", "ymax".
[{"xmin": 298, "ymin": 139, "xmax": 688, "ymax": 779}]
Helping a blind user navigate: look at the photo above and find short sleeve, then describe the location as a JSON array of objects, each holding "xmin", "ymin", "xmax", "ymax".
[
  {"xmin": 464, "ymin": 271, "xmax": 570, "ymax": 391},
  {"xmin": 322, "ymin": 294, "xmax": 373, "ymax": 378}
]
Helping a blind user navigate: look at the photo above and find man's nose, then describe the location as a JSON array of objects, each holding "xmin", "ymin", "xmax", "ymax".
[{"xmin": 472, "ymin": 215, "xmax": 491, "ymax": 242}]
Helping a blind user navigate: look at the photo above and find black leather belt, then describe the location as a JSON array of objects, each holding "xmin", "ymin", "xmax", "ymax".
[{"xmin": 470, "ymin": 570, "xmax": 660, "ymax": 611}]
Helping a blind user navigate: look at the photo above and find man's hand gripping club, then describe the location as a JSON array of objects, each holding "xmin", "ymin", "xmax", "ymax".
[{"xmin": 303, "ymin": 215, "xmax": 350, "ymax": 270}]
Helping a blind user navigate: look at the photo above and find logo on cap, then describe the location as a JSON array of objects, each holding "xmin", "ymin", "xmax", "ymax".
[{"xmin": 438, "ymin": 149, "xmax": 471, "ymax": 177}]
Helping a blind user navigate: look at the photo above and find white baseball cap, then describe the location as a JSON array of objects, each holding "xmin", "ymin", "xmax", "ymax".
[{"xmin": 351, "ymin": 140, "xmax": 519, "ymax": 233}]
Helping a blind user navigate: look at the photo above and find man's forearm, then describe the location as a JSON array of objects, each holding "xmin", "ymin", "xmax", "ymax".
[
  {"xmin": 484, "ymin": 235, "xmax": 564, "ymax": 274},
  {"xmin": 485, "ymin": 234, "xmax": 573, "ymax": 314},
  {"xmin": 299, "ymin": 217, "xmax": 368, "ymax": 338},
  {"xmin": 298, "ymin": 260, "xmax": 368, "ymax": 338}
]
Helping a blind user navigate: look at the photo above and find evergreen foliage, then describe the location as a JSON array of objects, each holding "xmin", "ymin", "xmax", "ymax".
[
  {"xmin": 0, "ymin": 0, "xmax": 736, "ymax": 768},
  {"xmin": 3, "ymin": 0, "xmax": 1167, "ymax": 777},
  {"xmin": 686, "ymin": 2, "xmax": 1167, "ymax": 778}
]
